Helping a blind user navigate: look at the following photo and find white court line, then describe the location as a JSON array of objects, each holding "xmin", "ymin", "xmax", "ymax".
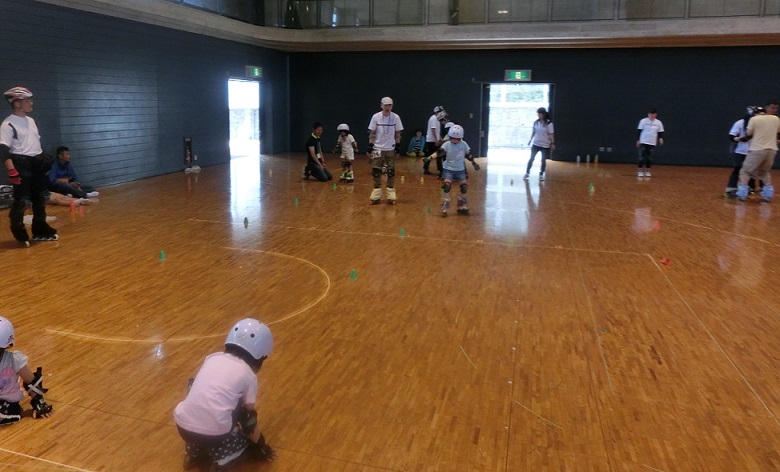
[
  {"xmin": 0, "ymin": 447, "xmax": 93, "ymax": 472},
  {"xmin": 649, "ymin": 254, "xmax": 776, "ymax": 419},
  {"xmin": 513, "ymin": 401, "xmax": 563, "ymax": 430},
  {"xmin": 642, "ymin": 464, "xmax": 665, "ymax": 472},
  {"xmin": 47, "ymin": 247, "xmax": 331, "ymax": 343},
  {"xmin": 459, "ymin": 345, "xmax": 477, "ymax": 369},
  {"xmin": 189, "ymin": 218, "xmax": 647, "ymax": 256}
]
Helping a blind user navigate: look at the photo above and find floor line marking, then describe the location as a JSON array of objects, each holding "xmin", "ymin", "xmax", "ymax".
[
  {"xmin": 513, "ymin": 401, "xmax": 563, "ymax": 430},
  {"xmin": 47, "ymin": 247, "xmax": 330, "ymax": 343},
  {"xmin": 459, "ymin": 345, "xmax": 477, "ymax": 369},
  {"xmin": 0, "ymin": 447, "xmax": 94, "ymax": 472}
]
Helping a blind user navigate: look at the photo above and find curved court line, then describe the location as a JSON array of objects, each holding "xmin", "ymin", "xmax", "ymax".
[
  {"xmin": 0, "ymin": 447, "xmax": 93, "ymax": 472},
  {"xmin": 46, "ymin": 247, "xmax": 330, "ymax": 344}
]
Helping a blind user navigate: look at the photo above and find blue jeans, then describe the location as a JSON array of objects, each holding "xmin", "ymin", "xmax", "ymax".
[
  {"xmin": 527, "ymin": 145, "xmax": 550, "ymax": 174},
  {"xmin": 441, "ymin": 168, "xmax": 467, "ymax": 182}
]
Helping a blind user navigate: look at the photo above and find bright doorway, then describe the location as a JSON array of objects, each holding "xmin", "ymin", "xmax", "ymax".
[
  {"xmin": 486, "ymin": 83, "xmax": 551, "ymax": 165},
  {"xmin": 228, "ymin": 79, "xmax": 260, "ymax": 158}
]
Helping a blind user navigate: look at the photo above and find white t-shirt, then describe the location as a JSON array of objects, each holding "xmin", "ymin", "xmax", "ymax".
[
  {"xmin": 729, "ymin": 119, "xmax": 749, "ymax": 155},
  {"xmin": 0, "ymin": 350, "xmax": 28, "ymax": 402},
  {"xmin": 368, "ymin": 112, "xmax": 403, "ymax": 151},
  {"xmin": 746, "ymin": 114, "xmax": 780, "ymax": 151},
  {"xmin": 174, "ymin": 352, "xmax": 258, "ymax": 436},
  {"xmin": 338, "ymin": 134, "xmax": 356, "ymax": 160},
  {"xmin": 426, "ymin": 114, "xmax": 439, "ymax": 143},
  {"xmin": 531, "ymin": 120, "xmax": 554, "ymax": 148},
  {"xmin": 637, "ymin": 118, "xmax": 664, "ymax": 146},
  {"xmin": 0, "ymin": 115, "xmax": 43, "ymax": 156},
  {"xmin": 441, "ymin": 140, "xmax": 471, "ymax": 172}
]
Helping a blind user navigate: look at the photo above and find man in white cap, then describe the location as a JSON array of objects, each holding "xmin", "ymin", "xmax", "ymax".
[
  {"xmin": 0, "ymin": 87, "xmax": 57, "ymax": 244},
  {"xmin": 367, "ymin": 97, "xmax": 403, "ymax": 204}
]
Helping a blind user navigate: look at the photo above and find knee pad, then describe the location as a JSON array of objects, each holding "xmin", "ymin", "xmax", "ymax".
[
  {"xmin": 460, "ymin": 183, "xmax": 468, "ymax": 194},
  {"xmin": 0, "ymin": 401, "xmax": 21, "ymax": 425},
  {"xmin": 371, "ymin": 167, "xmax": 383, "ymax": 178},
  {"xmin": 442, "ymin": 182, "xmax": 452, "ymax": 193},
  {"xmin": 238, "ymin": 408, "xmax": 257, "ymax": 435},
  {"xmin": 386, "ymin": 167, "xmax": 395, "ymax": 177}
]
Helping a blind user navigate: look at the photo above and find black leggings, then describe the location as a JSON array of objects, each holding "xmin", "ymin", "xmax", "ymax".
[
  {"xmin": 726, "ymin": 153, "xmax": 761, "ymax": 191},
  {"xmin": 9, "ymin": 154, "xmax": 50, "ymax": 231}
]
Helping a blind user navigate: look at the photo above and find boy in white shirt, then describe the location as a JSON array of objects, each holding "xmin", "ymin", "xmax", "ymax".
[
  {"xmin": 367, "ymin": 97, "xmax": 403, "ymax": 204},
  {"xmin": 174, "ymin": 318, "xmax": 276, "ymax": 471},
  {"xmin": 333, "ymin": 123, "xmax": 358, "ymax": 182},
  {"xmin": 636, "ymin": 108, "xmax": 665, "ymax": 178}
]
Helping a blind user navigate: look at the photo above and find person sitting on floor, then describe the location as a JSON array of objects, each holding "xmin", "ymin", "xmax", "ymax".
[{"xmin": 48, "ymin": 146, "xmax": 98, "ymax": 199}]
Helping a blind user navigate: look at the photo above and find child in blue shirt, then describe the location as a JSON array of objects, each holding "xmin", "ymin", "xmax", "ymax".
[{"xmin": 427, "ymin": 124, "xmax": 479, "ymax": 216}]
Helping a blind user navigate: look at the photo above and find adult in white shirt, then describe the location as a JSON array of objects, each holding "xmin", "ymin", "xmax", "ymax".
[
  {"xmin": 724, "ymin": 106, "xmax": 758, "ymax": 198},
  {"xmin": 636, "ymin": 108, "xmax": 665, "ymax": 178},
  {"xmin": 423, "ymin": 105, "xmax": 445, "ymax": 175},
  {"xmin": 0, "ymin": 87, "xmax": 57, "ymax": 244},
  {"xmin": 367, "ymin": 97, "xmax": 403, "ymax": 204},
  {"xmin": 174, "ymin": 319, "xmax": 276, "ymax": 470},
  {"xmin": 737, "ymin": 101, "xmax": 780, "ymax": 201},
  {"xmin": 523, "ymin": 107, "xmax": 555, "ymax": 181}
]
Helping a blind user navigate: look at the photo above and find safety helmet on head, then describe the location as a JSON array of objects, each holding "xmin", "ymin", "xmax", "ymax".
[
  {"xmin": 448, "ymin": 124, "xmax": 464, "ymax": 139},
  {"xmin": 0, "ymin": 317, "xmax": 15, "ymax": 349},
  {"xmin": 748, "ymin": 105, "xmax": 765, "ymax": 115},
  {"xmin": 337, "ymin": 123, "xmax": 350, "ymax": 132},
  {"xmin": 225, "ymin": 318, "xmax": 273, "ymax": 360},
  {"xmin": 433, "ymin": 105, "xmax": 445, "ymax": 114},
  {"xmin": 381, "ymin": 97, "xmax": 393, "ymax": 106},
  {"xmin": 436, "ymin": 111, "xmax": 448, "ymax": 121},
  {"xmin": 4, "ymin": 87, "xmax": 32, "ymax": 104}
]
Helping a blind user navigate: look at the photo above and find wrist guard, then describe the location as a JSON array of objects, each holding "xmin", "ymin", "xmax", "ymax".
[{"xmin": 30, "ymin": 395, "xmax": 53, "ymax": 417}]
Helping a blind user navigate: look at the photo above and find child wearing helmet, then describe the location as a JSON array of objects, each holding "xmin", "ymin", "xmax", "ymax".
[
  {"xmin": 427, "ymin": 124, "xmax": 479, "ymax": 216},
  {"xmin": 174, "ymin": 318, "xmax": 276, "ymax": 471},
  {"xmin": 333, "ymin": 123, "xmax": 358, "ymax": 182},
  {"xmin": 407, "ymin": 129, "xmax": 426, "ymax": 157},
  {"xmin": 0, "ymin": 316, "xmax": 54, "ymax": 425}
]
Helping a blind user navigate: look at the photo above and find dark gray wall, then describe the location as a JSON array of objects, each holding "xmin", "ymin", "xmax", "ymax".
[
  {"xmin": 289, "ymin": 48, "xmax": 780, "ymax": 166},
  {"xmin": 0, "ymin": 0, "xmax": 288, "ymax": 187}
]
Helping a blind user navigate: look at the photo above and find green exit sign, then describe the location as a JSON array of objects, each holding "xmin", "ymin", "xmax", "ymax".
[
  {"xmin": 245, "ymin": 66, "xmax": 263, "ymax": 78},
  {"xmin": 505, "ymin": 69, "xmax": 532, "ymax": 82}
]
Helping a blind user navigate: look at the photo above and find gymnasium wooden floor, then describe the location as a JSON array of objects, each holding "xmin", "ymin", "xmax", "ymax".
[{"xmin": 2, "ymin": 153, "xmax": 779, "ymax": 472}]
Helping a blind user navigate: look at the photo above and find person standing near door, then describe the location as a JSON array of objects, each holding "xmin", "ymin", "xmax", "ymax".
[{"xmin": 523, "ymin": 107, "xmax": 555, "ymax": 182}]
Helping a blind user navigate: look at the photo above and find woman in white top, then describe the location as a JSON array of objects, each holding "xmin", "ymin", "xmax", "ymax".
[{"xmin": 523, "ymin": 107, "xmax": 555, "ymax": 181}]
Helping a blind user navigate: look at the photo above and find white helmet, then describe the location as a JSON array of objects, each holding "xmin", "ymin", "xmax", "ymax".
[
  {"xmin": 433, "ymin": 105, "xmax": 445, "ymax": 114},
  {"xmin": 4, "ymin": 87, "xmax": 32, "ymax": 104},
  {"xmin": 448, "ymin": 124, "xmax": 464, "ymax": 139},
  {"xmin": 337, "ymin": 123, "xmax": 350, "ymax": 132},
  {"xmin": 381, "ymin": 97, "xmax": 393, "ymax": 106},
  {"xmin": 436, "ymin": 111, "xmax": 448, "ymax": 121},
  {"xmin": 0, "ymin": 317, "xmax": 15, "ymax": 349},
  {"xmin": 225, "ymin": 318, "xmax": 273, "ymax": 360}
]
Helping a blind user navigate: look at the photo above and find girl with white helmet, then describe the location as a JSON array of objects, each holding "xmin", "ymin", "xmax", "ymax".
[
  {"xmin": 427, "ymin": 124, "xmax": 480, "ymax": 216},
  {"xmin": 333, "ymin": 123, "xmax": 358, "ymax": 182},
  {"xmin": 174, "ymin": 318, "xmax": 276, "ymax": 470},
  {"xmin": 0, "ymin": 316, "xmax": 54, "ymax": 425}
]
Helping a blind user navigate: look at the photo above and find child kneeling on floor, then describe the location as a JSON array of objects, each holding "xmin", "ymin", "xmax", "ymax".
[
  {"xmin": 174, "ymin": 318, "xmax": 276, "ymax": 471},
  {"xmin": 0, "ymin": 316, "xmax": 54, "ymax": 425}
]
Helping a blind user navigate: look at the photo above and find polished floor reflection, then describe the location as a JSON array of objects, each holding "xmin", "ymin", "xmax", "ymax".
[{"xmin": 2, "ymin": 153, "xmax": 779, "ymax": 471}]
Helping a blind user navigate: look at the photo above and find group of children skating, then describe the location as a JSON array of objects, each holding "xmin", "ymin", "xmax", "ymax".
[{"xmin": 306, "ymin": 100, "xmax": 479, "ymax": 216}]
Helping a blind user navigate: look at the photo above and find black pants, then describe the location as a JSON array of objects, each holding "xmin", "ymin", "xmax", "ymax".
[
  {"xmin": 637, "ymin": 144, "xmax": 655, "ymax": 168},
  {"xmin": 9, "ymin": 154, "xmax": 50, "ymax": 235},
  {"xmin": 526, "ymin": 145, "xmax": 550, "ymax": 174},
  {"xmin": 423, "ymin": 142, "xmax": 442, "ymax": 174}
]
